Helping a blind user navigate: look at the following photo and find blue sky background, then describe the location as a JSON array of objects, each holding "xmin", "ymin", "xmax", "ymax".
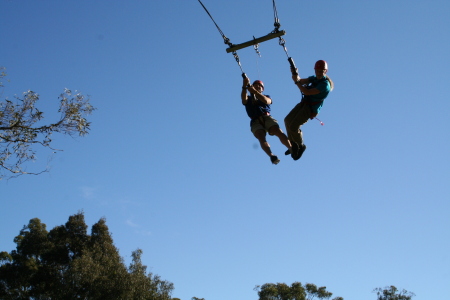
[{"xmin": 1, "ymin": 1, "xmax": 449, "ymax": 299}]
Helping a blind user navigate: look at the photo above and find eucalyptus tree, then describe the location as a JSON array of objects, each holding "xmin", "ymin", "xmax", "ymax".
[
  {"xmin": 373, "ymin": 286, "xmax": 415, "ymax": 300},
  {"xmin": 0, "ymin": 212, "xmax": 173, "ymax": 300},
  {"xmin": 255, "ymin": 282, "xmax": 343, "ymax": 300},
  {"xmin": 0, "ymin": 67, "xmax": 95, "ymax": 179}
]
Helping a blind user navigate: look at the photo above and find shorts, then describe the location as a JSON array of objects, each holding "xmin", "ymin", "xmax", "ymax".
[{"xmin": 250, "ymin": 115, "xmax": 279, "ymax": 135}]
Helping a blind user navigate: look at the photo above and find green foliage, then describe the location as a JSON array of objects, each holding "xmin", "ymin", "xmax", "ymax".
[
  {"xmin": 255, "ymin": 282, "xmax": 342, "ymax": 300},
  {"xmin": 0, "ymin": 67, "xmax": 95, "ymax": 179},
  {"xmin": 0, "ymin": 212, "xmax": 174, "ymax": 300},
  {"xmin": 373, "ymin": 286, "xmax": 415, "ymax": 300}
]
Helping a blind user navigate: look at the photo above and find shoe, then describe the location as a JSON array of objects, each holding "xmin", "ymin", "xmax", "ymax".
[
  {"xmin": 270, "ymin": 155, "xmax": 280, "ymax": 165},
  {"xmin": 289, "ymin": 142, "xmax": 299, "ymax": 159},
  {"xmin": 293, "ymin": 144, "xmax": 306, "ymax": 161},
  {"xmin": 285, "ymin": 142, "xmax": 299, "ymax": 156}
]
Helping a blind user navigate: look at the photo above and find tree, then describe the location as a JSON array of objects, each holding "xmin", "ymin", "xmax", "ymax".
[
  {"xmin": 0, "ymin": 212, "xmax": 174, "ymax": 299},
  {"xmin": 128, "ymin": 248, "xmax": 174, "ymax": 300},
  {"xmin": 0, "ymin": 67, "xmax": 95, "ymax": 179},
  {"xmin": 373, "ymin": 286, "xmax": 415, "ymax": 300},
  {"xmin": 255, "ymin": 282, "xmax": 343, "ymax": 300}
]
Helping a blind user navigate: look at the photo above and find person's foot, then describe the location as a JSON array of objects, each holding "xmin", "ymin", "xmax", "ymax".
[
  {"xmin": 285, "ymin": 142, "xmax": 299, "ymax": 156},
  {"xmin": 290, "ymin": 142, "xmax": 299, "ymax": 159},
  {"xmin": 293, "ymin": 144, "xmax": 306, "ymax": 161},
  {"xmin": 270, "ymin": 155, "xmax": 280, "ymax": 165}
]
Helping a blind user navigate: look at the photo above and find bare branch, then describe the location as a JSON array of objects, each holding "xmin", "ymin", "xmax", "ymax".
[{"xmin": 0, "ymin": 70, "xmax": 95, "ymax": 180}]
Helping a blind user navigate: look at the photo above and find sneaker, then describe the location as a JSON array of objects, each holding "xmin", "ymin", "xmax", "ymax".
[
  {"xmin": 270, "ymin": 155, "xmax": 280, "ymax": 165},
  {"xmin": 293, "ymin": 144, "xmax": 306, "ymax": 161},
  {"xmin": 289, "ymin": 142, "xmax": 299, "ymax": 159},
  {"xmin": 285, "ymin": 142, "xmax": 299, "ymax": 156}
]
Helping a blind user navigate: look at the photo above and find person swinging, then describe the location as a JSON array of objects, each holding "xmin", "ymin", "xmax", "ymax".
[
  {"xmin": 197, "ymin": 0, "xmax": 333, "ymax": 163},
  {"xmin": 241, "ymin": 76, "xmax": 299, "ymax": 165},
  {"xmin": 284, "ymin": 60, "xmax": 334, "ymax": 160}
]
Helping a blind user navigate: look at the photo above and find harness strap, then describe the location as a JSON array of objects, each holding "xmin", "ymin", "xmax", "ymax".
[
  {"xmin": 251, "ymin": 112, "xmax": 270, "ymax": 130},
  {"xmin": 251, "ymin": 112, "xmax": 270, "ymax": 120},
  {"xmin": 300, "ymin": 94, "xmax": 323, "ymax": 120},
  {"xmin": 306, "ymin": 99, "xmax": 324, "ymax": 105}
]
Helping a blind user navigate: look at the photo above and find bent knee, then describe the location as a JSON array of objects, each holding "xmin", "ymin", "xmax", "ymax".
[
  {"xmin": 253, "ymin": 129, "xmax": 266, "ymax": 139},
  {"xmin": 285, "ymin": 121, "xmax": 299, "ymax": 132},
  {"xmin": 268, "ymin": 125, "xmax": 281, "ymax": 136}
]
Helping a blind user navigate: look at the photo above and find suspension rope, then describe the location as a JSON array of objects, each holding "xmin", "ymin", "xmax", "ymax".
[
  {"xmin": 271, "ymin": 0, "xmax": 297, "ymax": 74},
  {"xmin": 272, "ymin": 0, "xmax": 281, "ymax": 31},
  {"xmin": 270, "ymin": 0, "xmax": 297, "ymax": 74},
  {"xmin": 198, "ymin": 0, "xmax": 289, "ymax": 78},
  {"xmin": 272, "ymin": 0, "xmax": 290, "ymax": 60},
  {"xmin": 197, "ymin": 0, "xmax": 232, "ymax": 47},
  {"xmin": 198, "ymin": 0, "xmax": 247, "ymax": 76},
  {"xmin": 232, "ymin": 51, "xmax": 245, "ymax": 74}
]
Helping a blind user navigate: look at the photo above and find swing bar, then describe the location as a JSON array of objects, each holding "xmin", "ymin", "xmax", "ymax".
[{"xmin": 225, "ymin": 30, "xmax": 286, "ymax": 53}]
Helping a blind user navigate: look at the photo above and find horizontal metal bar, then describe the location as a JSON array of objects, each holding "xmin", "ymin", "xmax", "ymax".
[{"xmin": 226, "ymin": 30, "xmax": 286, "ymax": 53}]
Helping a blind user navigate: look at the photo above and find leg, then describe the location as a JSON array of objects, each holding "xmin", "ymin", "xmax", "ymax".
[
  {"xmin": 253, "ymin": 129, "xmax": 273, "ymax": 157},
  {"xmin": 254, "ymin": 129, "xmax": 280, "ymax": 164},
  {"xmin": 268, "ymin": 125, "xmax": 292, "ymax": 149},
  {"xmin": 269, "ymin": 125, "xmax": 300, "ymax": 159},
  {"xmin": 284, "ymin": 102, "xmax": 310, "ymax": 146},
  {"xmin": 250, "ymin": 117, "xmax": 280, "ymax": 164}
]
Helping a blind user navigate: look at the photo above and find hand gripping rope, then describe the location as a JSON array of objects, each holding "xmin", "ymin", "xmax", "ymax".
[{"xmin": 198, "ymin": 0, "xmax": 326, "ymax": 126}]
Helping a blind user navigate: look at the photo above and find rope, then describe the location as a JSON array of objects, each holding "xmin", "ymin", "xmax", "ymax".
[
  {"xmin": 271, "ymin": 1, "xmax": 297, "ymax": 75},
  {"xmin": 197, "ymin": 0, "xmax": 232, "ymax": 47},
  {"xmin": 197, "ymin": 0, "xmax": 246, "ymax": 75},
  {"xmin": 232, "ymin": 51, "xmax": 245, "ymax": 74},
  {"xmin": 198, "ymin": 0, "xmax": 289, "ymax": 77},
  {"xmin": 272, "ymin": 0, "xmax": 281, "ymax": 31}
]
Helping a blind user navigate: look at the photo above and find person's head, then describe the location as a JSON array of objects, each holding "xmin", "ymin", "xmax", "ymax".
[
  {"xmin": 252, "ymin": 80, "xmax": 264, "ymax": 92},
  {"xmin": 314, "ymin": 60, "xmax": 328, "ymax": 79}
]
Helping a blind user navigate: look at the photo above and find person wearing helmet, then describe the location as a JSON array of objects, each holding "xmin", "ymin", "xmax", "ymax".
[
  {"xmin": 241, "ymin": 76, "xmax": 298, "ymax": 165},
  {"xmin": 284, "ymin": 60, "xmax": 334, "ymax": 160}
]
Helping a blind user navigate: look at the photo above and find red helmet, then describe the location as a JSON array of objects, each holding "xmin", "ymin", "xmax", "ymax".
[
  {"xmin": 314, "ymin": 60, "xmax": 328, "ymax": 70},
  {"xmin": 253, "ymin": 80, "xmax": 264, "ymax": 91}
]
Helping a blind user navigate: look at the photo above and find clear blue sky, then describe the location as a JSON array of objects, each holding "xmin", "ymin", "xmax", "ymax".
[{"xmin": 1, "ymin": 1, "xmax": 449, "ymax": 299}]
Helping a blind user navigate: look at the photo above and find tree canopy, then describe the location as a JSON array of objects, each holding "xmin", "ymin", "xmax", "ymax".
[
  {"xmin": 0, "ymin": 67, "xmax": 95, "ymax": 179},
  {"xmin": 0, "ymin": 212, "xmax": 173, "ymax": 299},
  {"xmin": 0, "ymin": 210, "xmax": 418, "ymax": 300},
  {"xmin": 373, "ymin": 286, "xmax": 415, "ymax": 300},
  {"xmin": 255, "ymin": 282, "xmax": 343, "ymax": 300}
]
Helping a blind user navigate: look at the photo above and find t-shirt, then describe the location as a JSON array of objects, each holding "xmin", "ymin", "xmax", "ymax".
[
  {"xmin": 305, "ymin": 75, "xmax": 331, "ymax": 114},
  {"xmin": 244, "ymin": 93, "xmax": 272, "ymax": 119}
]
